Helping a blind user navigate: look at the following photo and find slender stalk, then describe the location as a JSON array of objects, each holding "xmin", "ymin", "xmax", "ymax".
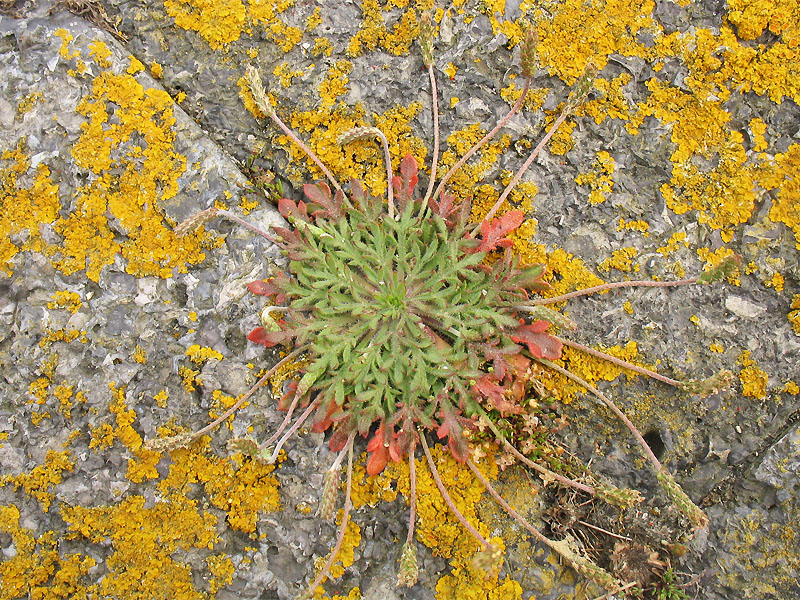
[
  {"xmin": 260, "ymin": 383, "xmax": 305, "ymax": 449},
  {"xmin": 407, "ymin": 440, "xmax": 417, "ymax": 544},
  {"xmin": 502, "ymin": 442, "xmax": 596, "ymax": 495},
  {"xmin": 479, "ymin": 108, "xmax": 569, "ymax": 229},
  {"xmin": 245, "ymin": 65, "xmax": 345, "ymax": 197},
  {"xmin": 421, "ymin": 63, "xmax": 440, "ymax": 212},
  {"xmin": 189, "ymin": 348, "xmax": 304, "ymax": 441},
  {"xmin": 470, "ymin": 403, "xmax": 595, "ymax": 495},
  {"xmin": 432, "ymin": 77, "xmax": 531, "ymax": 204},
  {"xmin": 216, "ymin": 208, "xmax": 280, "ymax": 243},
  {"xmin": 466, "ymin": 458, "xmax": 551, "ymax": 547},
  {"xmin": 537, "ymin": 359, "xmax": 662, "ymax": 469},
  {"xmin": 301, "ymin": 432, "xmax": 356, "ymax": 597},
  {"xmin": 268, "ymin": 399, "xmax": 319, "ymax": 462},
  {"xmin": 518, "ymin": 277, "xmax": 698, "ymax": 306},
  {"xmin": 577, "ymin": 519, "xmax": 632, "ymax": 541},
  {"xmin": 419, "ymin": 433, "xmax": 491, "ymax": 550},
  {"xmin": 555, "ymin": 336, "xmax": 683, "ymax": 388},
  {"xmin": 374, "ymin": 127, "xmax": 396, "ymax": 219}
]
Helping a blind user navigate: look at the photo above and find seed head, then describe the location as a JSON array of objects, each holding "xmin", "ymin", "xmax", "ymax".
[
  {"xmin": 566, "ymin": 60, "xmax": 597, "ymax": 110},
  {"xmin": 418, "ymin": 11, "xmax": 435, "ymax": 68},
  {"xmin": 397, "ymin": 541, "xmax": 419, "ymax": 587},
  {"xmin": 318, "ymin": 467, "xmax": 340, "ymax": 521},
  {"xmin": 174, "ymin": 207, "xmax": 218, "ymax": 237},
  {"xmin": 520, "ymin": 27, "xmax": 539, "ymax": 78}
]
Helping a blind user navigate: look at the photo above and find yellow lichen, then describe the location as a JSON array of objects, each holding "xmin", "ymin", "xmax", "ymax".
[
  {"xmin": 738, "ymin": 351, "xmax": 769, "ymax": 399},
  {"xmin": 185, "ymin": 344, "xmax": 224, "ymax": 364},
  {"xmin": 0, "ymin": 450, "xmax": 75, "ymax": 512},
  {"xmin": 575, "ymin": 150, "xmax": 615, "ymax": 205},
  {"xmin": 47, "ymin": 291, "xmax": 82, "ymax": 314},
  {"xmin": 789, "ymin": 294, "xmax": 800, "ymax": 336},
  {"xmin": 598, "ymin": 247, "xmax": 638, "ymax": 273},
  {"xmin": 164, "ymin": 0, "xmax": 246, "ymax": 50}
]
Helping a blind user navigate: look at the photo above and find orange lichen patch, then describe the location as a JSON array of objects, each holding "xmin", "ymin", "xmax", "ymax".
[
  {"xmin": 727, "ymin": 0, "xmax": 800, "ymax": 43},
  {"xmin": 617, "ymin": 218, "xmax": 649, "ymax": 236},
  {"xmin": 738, "ymin": 351, "xmax": 769, "ymax": 399},
  {"xmin": 757, "ymin": 143, "xmax": 800, "ymax": 248},
  {"xmin": 749, "ymin": 117, "xmax": 768, "ymax": 152},
  {"xmin": 17, "ymin": 91, "xmax": 43, "ymax": 117},
  {"xmin": 319, "ymin": 61, "xmax": 354, "ymax": 109},
  {"xmin": 580, "ymin": 73, "xmax": 635, "ymax": 125},
  {"xmin": 0, "ymin": 505, "xmax": 96, "ymax": 600},
  {"xmin": 598, "ymin": 247, "xmax": 639, "ymax": 273},
  {"xmin": 0, "ymin": 450, "xmax": 75, "ymax": 513},
  {"xmin": 440, "ymin": 124, "xmax": 511, "ymax": 211},
  {"xmin": 88, "ymin": 40, "xmax": 112, "ymax": 68},
  {"xmin": 209, "ymin": 389, "xmax": 248, "ymax": 428},
  {"xmin": 657, "ymin": 231, "xmax": 688, "ymax": 256},
  {"xmin": 346, "ymin": 0, "xmax": 432, "ymax": 58},
  {"xmin": 789, "ymin": 294, "xmax": 800, "ymax": 336},
  {"xmin": 61, "ymin": 493, "xmax": 223, "ymax": 600},
  {"xmin": 499, "ymin": 79, "xmax": 547, "ymax": 112},
  {"xmin": 186, "ymin": 344, "xmax": 224, "ymax": 363},
  {"xmin": 575, "ymin": 150, "xmax": 615, "ymax": 204},
  {"xmin": 159, "ymin": 437, "xmax": 281, "ymax": 533},
  {"xmin": 535, "ymin": 0, "xmax": 654, "ymax": 84},
  {"xmin": 179, "ymin": 365, "xmax": 201, "ymax": 392},
  {"xmin": 164, "ymin": 0, "xmax": 246, "ymax": 50},
  {"xmin": 47, "ymin": 290, "xmax": 82, "ymax": 314},
  {"xmin": 59, "ymin": 68, "xmax": 210, "ymax": 280},
  {"xmin": 38, "ymin": 327, "xmax": 87, "ymax": 349},
  {"xmin": 273, "ymin": 61, "xmax": 308, "ymax": 88},
  {"xmin": 207, "ymin": 555, "xmax": 235, "ymax": 594},
  {"xmin": 783, "ymin": 381, "xmax": 800, "ymax": 395},
  {"xmin": 0, "ymin": 140, "xmax": 61, "ymax": 276}
]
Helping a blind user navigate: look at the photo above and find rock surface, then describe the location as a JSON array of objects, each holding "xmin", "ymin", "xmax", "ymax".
[{"xmin": 0, "ymin": 1, "xmax": 798, "ymax": 599}]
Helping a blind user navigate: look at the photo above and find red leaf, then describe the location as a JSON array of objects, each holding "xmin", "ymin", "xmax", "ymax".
[
  {"xmin": 366, "ymin": 444, "xmax": 389, "ymax": 476},
  {"xmin": 303, "ymin": 181, "xmax": 342, "ymax": 219},
  {"xmin": 247, "ymin": 279, "xmax": 280, "ymax": 296},
  {"xmin": 328, "ymin": 425, "xmax": 350, "ymax": 453},
  {"xmin": 393, "ymin": 153, "xmax": 419, "ymax": 211},
  {"xmin": 510, "ymin": 321, "xmax": 563, "ymax": 360},
  {"xmin": 246, "ymin": 327, "xmax": 295, "ymax": 347},
  {"xmin": 278, "ymin": 197, "xmax": 301, "ymax": 220},
  {"xmin": 476, "ymin": 210, "xmax": 524, "ymax": 253}
]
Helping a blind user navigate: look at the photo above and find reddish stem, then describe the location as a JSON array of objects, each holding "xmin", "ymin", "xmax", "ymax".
[
  {"xmin": 555, "ymin": 337, "xmax": 683, "ymax": 388},
  {"xmin": 188, "ymin": 348, "xmax": 304, "ymax": 441},
  {"xmin": 419, "ymin": 434, "xmax": 491, "ymax": 550},
  {"xmin": 524, "ymin": 277, "xmax": 698, "ymax": 306}
]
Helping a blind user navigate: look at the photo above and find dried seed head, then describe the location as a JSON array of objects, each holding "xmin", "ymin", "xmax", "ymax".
[
  {"xmin": 397, "ymin": 541, "xmax": 419, "ymax": 587},
  {"xmin": 566, "ymin": 60, "xmax": 597, "ymax": 110},
  {"xmin": 680, "ymin": 369, "xmax": 735, "ymax": 397},
  {"xmin": 244, "ymin": 65, "xmax": 274, "ymax": 118},
  {"xmin": 418, "ymin": 11, "xmax": 435, "ymax": 68},
  {"xmin": 471, "ymin": 543, "xmax": 503, "ymax": 581},
  {"xmin": 520, "ymin": 27, "xmax": 539, "ymax": 79},
  {"xmin": 337, "ymin": 126, "xmax": 384, "ymax": 146},
  {"xmin": 595, "ymin": 483, "xmax": 643, "ymax": 509},
  {"xmin": 318, "ymin": 467, "xmax": 340, "ymax": 520},
  {"xmin": 143, "ymin": 432, "xmax": 194, "ymax": 452},
  {"xmin": 174, "ymin": 207, "xmax": 218, "ymax": 237}
]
